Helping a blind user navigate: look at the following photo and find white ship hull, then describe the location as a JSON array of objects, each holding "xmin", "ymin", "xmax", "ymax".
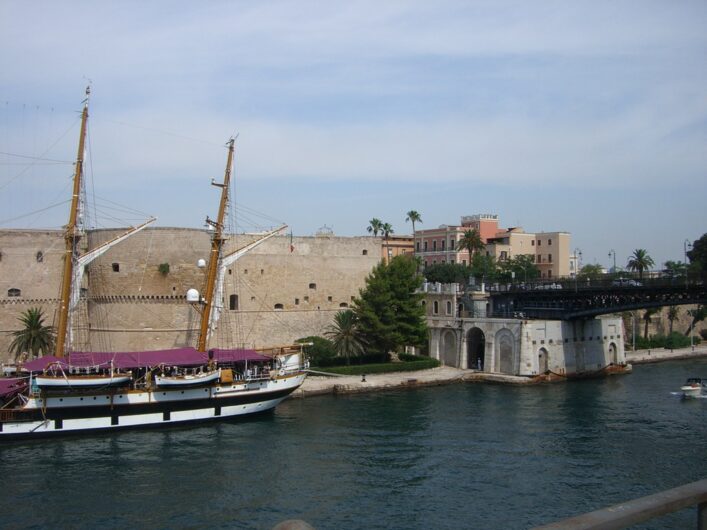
[{"xmin": 0, "ymin": 373, "xmax": 305, "ymax": 439}]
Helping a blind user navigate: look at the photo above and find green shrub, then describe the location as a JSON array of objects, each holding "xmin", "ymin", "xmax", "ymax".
[
  {"xmin": 398, "ymin": 353, "xmax": 432, "ymax": 362},
  {"xmin": 318, "ymin": 358, "xmax": 440, "ymax": 376},
  {"xmin": 158, "ymin": 263, "xmax": 170, "ymax": 275},
  {"xmin": 633, "ymin": 332, "xmax": 700, "ymax": 350},
  {"xmin": 296, "ymin": 336, "xmax": 336, "ymax": 366},
  {"xmin": 315, "ymin": 351, "xmax": 390, "ymax": 368}
]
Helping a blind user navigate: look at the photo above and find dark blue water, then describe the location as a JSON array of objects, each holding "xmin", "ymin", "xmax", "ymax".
[{"xmin": 2, "ymin": 359, "xmax": 706, "ymax": 530}]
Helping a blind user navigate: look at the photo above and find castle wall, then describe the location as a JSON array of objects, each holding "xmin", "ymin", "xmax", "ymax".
[{"xmin": 0, "ymin": 227, "xmax": 382, "ymax": 360}]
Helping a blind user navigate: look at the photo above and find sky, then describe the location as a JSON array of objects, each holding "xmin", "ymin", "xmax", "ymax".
[{"xmin": 1, "ymin": 1, "xmax": 705, "ymax": 270}]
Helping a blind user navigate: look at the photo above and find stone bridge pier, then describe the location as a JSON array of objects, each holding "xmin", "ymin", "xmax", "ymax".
[{"xmin": 428, "ymin": 315, "xmax": 626, "ymax": 377}]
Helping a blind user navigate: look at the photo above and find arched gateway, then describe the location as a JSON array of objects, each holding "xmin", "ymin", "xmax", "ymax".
[
  {"xmin": 467, "ymin": 328, "xmax": 485, "ymax": 370},
  {"xmin": 441, "ymin": 330, "xmax": 457, "ymax": 367}
]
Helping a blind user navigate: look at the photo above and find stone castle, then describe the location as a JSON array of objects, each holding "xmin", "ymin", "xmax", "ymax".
[{"xmin": 0, "ymin": 227, "xmax": 382, "ymax": 361}]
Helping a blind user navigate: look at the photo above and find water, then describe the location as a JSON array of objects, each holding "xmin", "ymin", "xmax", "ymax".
[{"xmin": 2, "ymin": 360, "xmax": 706, "ymax": 530}]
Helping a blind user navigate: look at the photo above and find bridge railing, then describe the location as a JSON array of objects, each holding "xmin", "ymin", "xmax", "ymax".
[
  {"xmin": 483, "ymin": 273, "xmax": 704, "ymax": 294},
  {"xmin": 533, "ymin": 478, "xmax": 707, "ymax": 529}
]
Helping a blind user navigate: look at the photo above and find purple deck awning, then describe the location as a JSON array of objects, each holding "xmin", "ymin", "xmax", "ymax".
[
  {"xmin": 0, "ymin": 377, "xmax": 27, "ymax": 399},
  {"xmin": 21, "ymin": 347, "xmax": 270, "ymax": 372}
]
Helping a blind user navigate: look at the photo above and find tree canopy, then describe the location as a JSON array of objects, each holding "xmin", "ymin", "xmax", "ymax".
[
  {"xmin": 424, "ymin": 263, "xmax": 470, "ymax": 284},
  {"xmin": 687, "ymin": 233, "xmax": 707, "ymax": 275},
  {"xmin": 578, "ymin": 263, "xmax": 604, "ymax": 280},
  {"xmin": 10, "ymin": 307, "xmax": 55, "ymax": 360},
  {"xmin": 367, "ymin": 218, "xmax": 383, "ymax": 237},
  {"xmin": 626, "ymin": 249, "xmax": 655, "ymax": 279},
  {"xmin": 405, "ymin": 210, "xmax": 422, "ymax": 233},
  {"xmin": 324, "ymin": 309, "xmax": 366, "ymax": 364},
  {"xmin": 353, "ymin": 255, "xmax": 427, "ymax": 355},
  {"xmin": 458, "ymin": 229, "xmax": 485, "ymax": 259}
]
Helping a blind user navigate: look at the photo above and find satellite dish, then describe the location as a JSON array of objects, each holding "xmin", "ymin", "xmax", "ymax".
[{"xmin": 186, "ymin": 288, "xmax": 200, "ymax": 302}]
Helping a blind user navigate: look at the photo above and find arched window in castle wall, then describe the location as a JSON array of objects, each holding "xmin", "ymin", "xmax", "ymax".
[
  {"xmin": 229, "ymin": 294, "xmax": 239, "ymax": 311},
  {"xmin": 274, "ymin": 303, "xmax": 284, "ymax": 310},
  {"xmin": 36, "ymin": 251, "xmax": 43, "ymax": 263},
  {"xmin": 8, "ymin": 288, "xmax": 21, "ymax": 297}
]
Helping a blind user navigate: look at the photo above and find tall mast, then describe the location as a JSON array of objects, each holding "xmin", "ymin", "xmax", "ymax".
[
  {"xmin": 197, "ymin": 138, "xmax": 235, "ymax": 352},
  {"xmin": 55, "ymin": 87, "xmax": 90, "ymax": 358}
]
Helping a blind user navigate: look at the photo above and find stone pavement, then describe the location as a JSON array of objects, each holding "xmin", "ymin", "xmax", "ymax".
[
  {"xmin": 290, "ymin": 345, "xmax": 707, "ymax": 399},
  {"xmin": 290, "ymin": 365, "xmax": 535, "ymax": 399},
  {"xmin": 625, "ymin": 345, "xmax": 707, "ymax": 365}
]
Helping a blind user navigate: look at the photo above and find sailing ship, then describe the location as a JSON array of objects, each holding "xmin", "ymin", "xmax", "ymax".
[{"xmin": 0, "ymin": 89, "xmax": 307, "ymax": 439}]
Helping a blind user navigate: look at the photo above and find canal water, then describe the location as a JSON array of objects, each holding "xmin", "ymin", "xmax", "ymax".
[{"xmin": 1, "ymin": 359, "xmax": 706, "ymax": 530}]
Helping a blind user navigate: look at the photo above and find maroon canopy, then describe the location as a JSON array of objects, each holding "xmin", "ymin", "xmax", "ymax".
[
  {"xmin": 21, "ymin": 347, "xmax": 270, "ymax": 372},
  {"xmin": 0, "ymin": 377, "xmax": 27, "ymax": 399}
]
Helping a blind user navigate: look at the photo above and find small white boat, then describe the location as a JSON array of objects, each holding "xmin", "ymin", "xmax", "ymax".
[
  {"xmin": 155, "ymin": 368, "xmax": 221, "ymax": 388},
  {"xmin": 680, "ymin": 378, "xmax": 706, "ymax": 399},
  {"xmin": 35, "ymin": 373, "xmax": 133, "ymax": 389}
]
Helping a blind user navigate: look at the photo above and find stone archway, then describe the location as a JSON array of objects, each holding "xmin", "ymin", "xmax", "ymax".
[
  {"xmin": 496, "ymin": 328, "xmax": 517, "ymax": 375},
  {"xmin": 608, "ymin": 342, "xmax": 617, "ymax": 364},
  {"xmin": 538, "ymin": 347, "xmax": 549, "ymax": 374},
  {"xmin": 441, "ymin": 330, "xmax": 458, "ymax": 367},
  {"xmin": 467, "ymin": 327, "xmax": 485, "ymax": 371}
]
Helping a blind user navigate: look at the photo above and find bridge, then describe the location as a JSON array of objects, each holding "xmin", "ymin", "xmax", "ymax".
[{"xmin": 488, "ymin": 276, "xmax": 707, "ymax": 320}]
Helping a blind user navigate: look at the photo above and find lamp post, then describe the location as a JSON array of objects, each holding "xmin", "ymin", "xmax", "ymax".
[
  {"xmin": 608, "ymin": 249, "xmax": 616, "ymax": 274},
  {"xmin": 683, "ymin": 239, "xmax": 692, "ymax": 288}
]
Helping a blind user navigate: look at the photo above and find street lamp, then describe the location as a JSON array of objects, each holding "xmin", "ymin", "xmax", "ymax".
[
  {"xmin": 684, "ymin": 239, "xmax": 692, "ymax": 287},
  {"xmin": 608, "ymin": 249, "xmax": 616, "ymax": 274}
]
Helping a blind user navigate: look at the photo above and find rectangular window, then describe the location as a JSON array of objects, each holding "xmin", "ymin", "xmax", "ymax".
[
  {"xmin": 432, "ymin": 241, "xmax": 437, "ymax": 251},
  {"xmin": 450, "ymin": 240, "xmax": 455, "ymax": 250},
  {"xmin": 548, "ymin": 254, "xmax": 552, "ymax": 263},
  {"xmin": 441, "ymin": 240, "xmax": 445, "ymax": 250},
  {"xmin": 531, "ymin": 240, "xmax": 535, "ymax": 246},
  {"xmin": 424, "ymin": 241, "xmax": 428, "ymax": 251},
  {"xmin": 548, "ymin": 239, "xmax": 552, "ymax": 245},
  {"xmin": 416, "ymin": 242, "xmax": 420, "ymax": 252},
  {"xmin": 537, "ymin": 240, "xmax": 541, "ymax": 246}
]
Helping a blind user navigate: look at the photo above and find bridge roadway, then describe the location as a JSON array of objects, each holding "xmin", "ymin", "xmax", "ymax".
[{"xmin": 489, "ymin": 277, "xmax": 707, "ymax": 320}]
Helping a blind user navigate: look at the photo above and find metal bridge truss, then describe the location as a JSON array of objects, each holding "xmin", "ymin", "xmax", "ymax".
[{"xmin": 490, "ymin": 281, "xmax": 707, "ymax": 320}]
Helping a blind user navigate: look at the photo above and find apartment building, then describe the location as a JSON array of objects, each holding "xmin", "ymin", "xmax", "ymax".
[
  {"xmin": 414, "ymin": 214, "xmax": 572, "ymax": 278},
  {"xmin": 414, "ymin": 214, "xmax": 499, "ymax": 267}
]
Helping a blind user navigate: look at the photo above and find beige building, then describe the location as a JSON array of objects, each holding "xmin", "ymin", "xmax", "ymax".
[
  {"xmin": 383, "ymin": 234, "xmax": 414, "ymax": 262},
  {"xmin": 486, "ymin": 229, "xmax": 571, "ymax": 279},
  {"xmin": 413, "ymin": 214, "xmax": 571, "ymax": 278}
]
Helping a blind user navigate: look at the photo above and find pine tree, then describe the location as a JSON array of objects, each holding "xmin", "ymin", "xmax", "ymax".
[{"xmin": 353, "ymin": 255, "xmax": 427, "ymax": 356}]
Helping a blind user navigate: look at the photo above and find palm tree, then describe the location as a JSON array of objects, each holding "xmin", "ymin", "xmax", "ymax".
[
  {"xmin": 10, "ymin": 307, "xmax": 55, "ymax": 360},
  {"xmin": 324, "ymin": 310, "xmax": 366, "ymax": 365},
  {"xmin": 459, "ymin": 229, "xmax": 485, "ymax": 262},
  {"xmin": 381, "ymin": 222, "xmax": 394, "ymax": 263},
  {"xmin": 643, "ymin": 308, "xmax": 659, "ymax": 339},
  {"xmin": 667, "ymin": 306, "xmax": 680, "ymax": 335},
  {"xmin": 686, "ymin": 305, "xmax": 706, "ymax": 336},
  {"xmin": 626, "ymin": 249, "xmax": 655, "ymax": 280},
  {"xmin": 367, "ymin": 218, "xmax": 383, "ymax": 237},
  {"xmin": 405, "ymin": 210, "xmax": 422, "ymax": 234}
]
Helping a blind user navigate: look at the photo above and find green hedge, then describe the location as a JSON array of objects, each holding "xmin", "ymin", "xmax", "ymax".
[
  {"xmin": 314, "ymin": 358, "xmax": 440, "ymax": 376},
  {"xmin": 631, "ymin": 332, "xmax": 701, "ymax": 350}
]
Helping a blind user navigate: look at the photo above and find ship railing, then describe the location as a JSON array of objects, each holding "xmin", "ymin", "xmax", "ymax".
[{"xmin": 533, "ymin": 478, "xmax": 707, "ymax": 529}]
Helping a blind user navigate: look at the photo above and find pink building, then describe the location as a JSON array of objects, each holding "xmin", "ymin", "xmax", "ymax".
[{"xmin": 414, "ymin": 214, "xmax": 499, "ymax": 267}]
